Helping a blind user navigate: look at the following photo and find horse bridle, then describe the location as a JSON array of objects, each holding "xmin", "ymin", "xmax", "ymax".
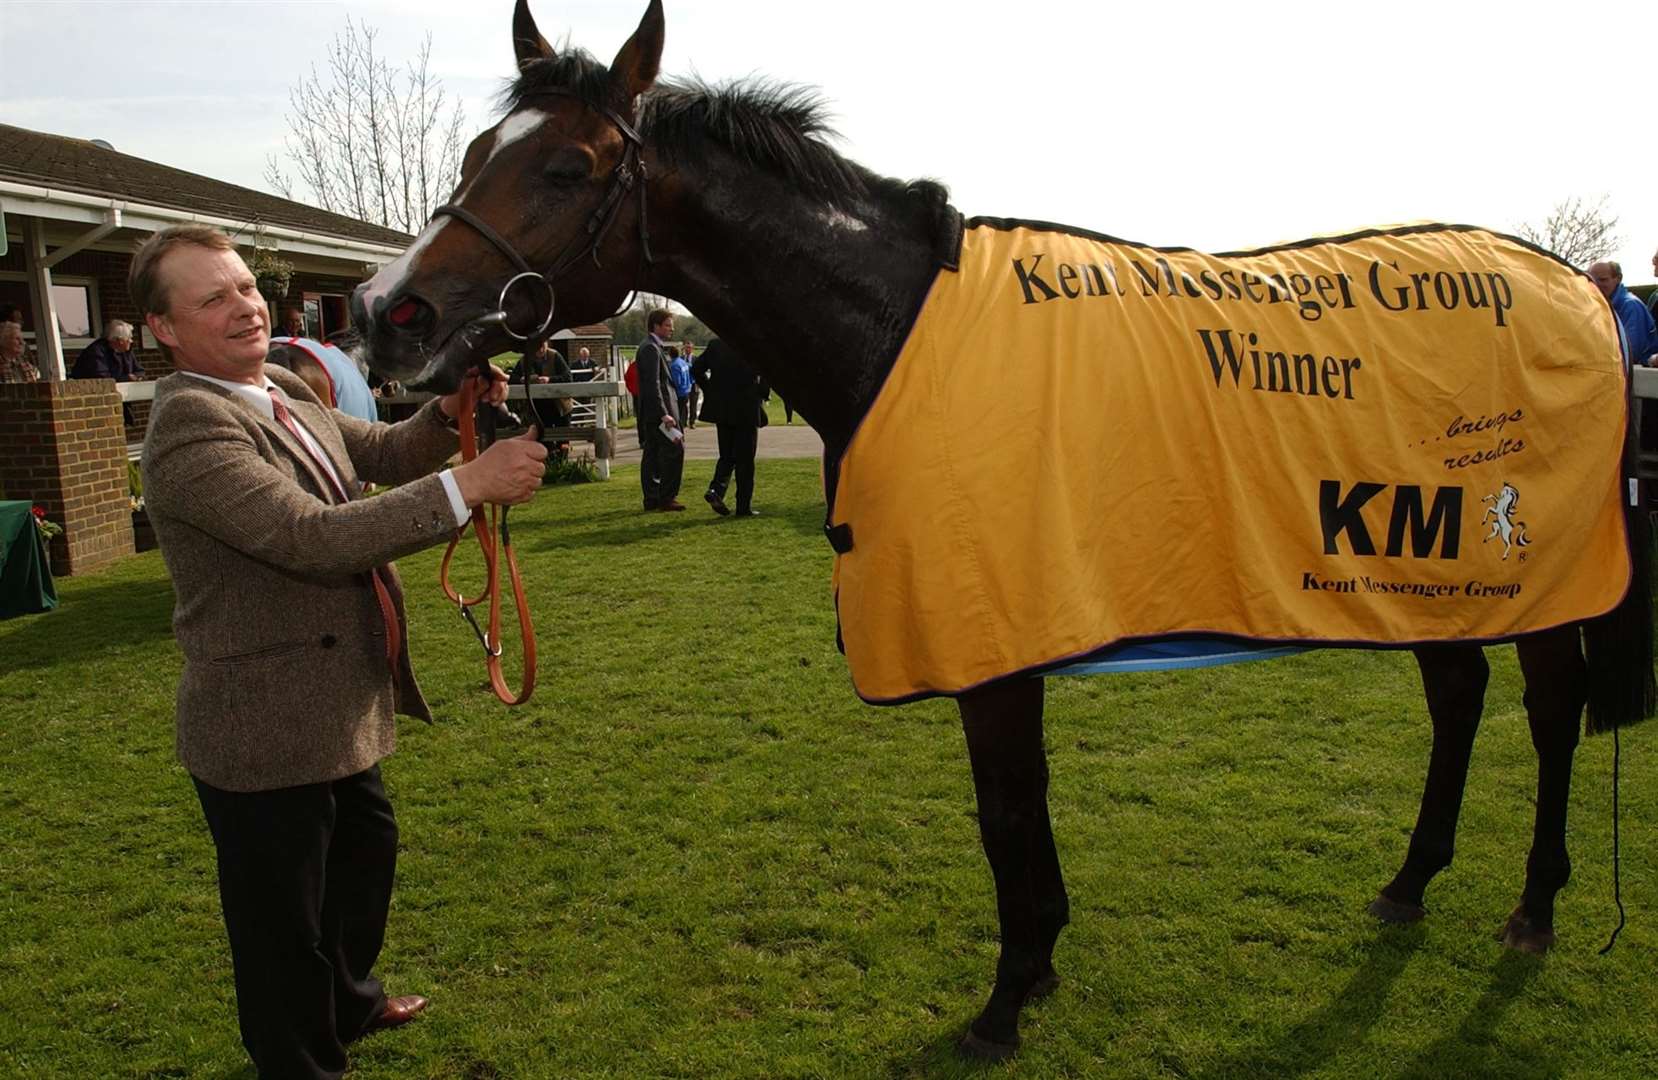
[
  {"xmin": 430, "ymin": 89, "xmax": 655, "ymax": 348},
  {"xmin": 430, "ymin": 89, "xmax": 654, "ymax": 707}
]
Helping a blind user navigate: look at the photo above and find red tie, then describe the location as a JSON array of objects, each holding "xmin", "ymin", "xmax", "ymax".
[{"xmin": 268, "ymin": 388, "xmax": 403, "ymax": 670}]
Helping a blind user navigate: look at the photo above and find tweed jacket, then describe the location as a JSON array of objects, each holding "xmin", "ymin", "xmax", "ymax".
[{"xmin": 142, "ymin": 366, "xmax": 460, "ymax": 792}]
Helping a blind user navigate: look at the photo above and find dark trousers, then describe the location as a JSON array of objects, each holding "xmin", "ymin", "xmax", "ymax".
[
  {"xmin": 710, "ymin": 424, "xmax": 759, "ymax": 512},
  {"xmin": 640, "ymin": 423, "xmax": 685, "ymax": 508},
  {"xmin": 193, "ymin": 766, "xmax": 397, "ymax": 1080}
]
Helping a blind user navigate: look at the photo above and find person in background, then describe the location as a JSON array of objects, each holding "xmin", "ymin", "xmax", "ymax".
[
  {"xmin": 0, "ymin": 321, "xmax": 40, "ymax": 382},
  {"xmin": 72, "ymin": 320, "xmax": 147, "ymax": 422},
  {"xmin": 72, "ymin": 320, "xmax": 145, "ymax": 382},
  {"xmin": 511, "ymin": 341, "xmax": 573, "ymax": 431},
  {"xmin": 1588, "ymin": 260, "xmax": 1656, "ymax": 366},
  {"xmin": 680, "ymin": 343, "xmax": 703, "ymax": 428},
  {"xmin": 570, "ymin": 345, "xmax": 597, "ymax": 381},
  {"xmin": 693, "ymin": 337, "xmax": 769, "ymax": 517},
  {"xmin": 133, "ymin": 222, "xmax": 546, "ymax": 1080},
  {"xmin": 510, "ymin": 339, "xmax": 555, "ymax": 384},
  {"xmin": 668, "ymin": 345, "xmax": 693, "ymax": 430},
  {"xmin": 635, "ymin": 309, "xmax": 684, "ymax": 511},
  {"xmin": 278, "ymin": 307, "xmax": 306, "ymax": 338}
]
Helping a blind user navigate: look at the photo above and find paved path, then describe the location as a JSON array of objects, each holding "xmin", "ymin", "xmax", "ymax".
[{"xmin": 608, "ymin": 420, "xmax": 822, "ymax": 466}]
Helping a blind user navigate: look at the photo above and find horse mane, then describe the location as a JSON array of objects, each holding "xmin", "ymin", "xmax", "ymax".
[{"xmin": 502, "ymin": 51, "xmax": 952, "ymax": 217}]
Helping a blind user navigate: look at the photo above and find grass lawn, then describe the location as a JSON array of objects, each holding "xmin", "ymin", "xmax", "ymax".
[{"xmin": 2, "ymin": 457, "xmax": 1655, "ymax": 1079}]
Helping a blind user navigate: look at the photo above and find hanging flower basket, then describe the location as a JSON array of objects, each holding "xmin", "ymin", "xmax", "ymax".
[{"xmin": 247, "ymin": 247, "xmax": 294, "ymax": 301}]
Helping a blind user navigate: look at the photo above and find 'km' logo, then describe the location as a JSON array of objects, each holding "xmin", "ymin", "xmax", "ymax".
[
  {"xmin": 1319, "ymin": 481, "xmax": 1538, "ymax": 561},
  {"xmin": 1319, "ymin": 481, "xmax": 1461, "ymax": 559}
]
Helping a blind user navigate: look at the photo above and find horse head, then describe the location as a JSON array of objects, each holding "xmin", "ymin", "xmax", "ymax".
[{"xmin": 353, "ymin": 0, "xmax": 664, "ymax": 390}]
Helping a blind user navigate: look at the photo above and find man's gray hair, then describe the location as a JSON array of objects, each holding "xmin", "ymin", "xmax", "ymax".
[{"xmin": 105, "ymin": 319, "xmax": 134, "ymax": 342}]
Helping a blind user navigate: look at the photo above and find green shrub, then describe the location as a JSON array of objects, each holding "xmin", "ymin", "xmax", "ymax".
[{"xmin": 543, "ymin": 454, "xmax": 600, "ymax": 485}]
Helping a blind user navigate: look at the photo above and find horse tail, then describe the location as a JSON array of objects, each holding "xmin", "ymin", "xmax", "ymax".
[{"xmin": 1582, "ymin": 442, "xmax": 1655, "ymax": 735}]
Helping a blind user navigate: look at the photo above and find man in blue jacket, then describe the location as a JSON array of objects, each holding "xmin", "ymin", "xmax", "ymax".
[{"xmin": 1589, "ymin": 261, "xmax": 1656, "ymax": 366}]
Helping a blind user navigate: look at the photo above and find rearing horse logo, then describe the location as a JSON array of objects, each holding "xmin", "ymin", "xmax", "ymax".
[{"xmin": 1482, "ymin": 483, "xmax": 1531, "ymax": 559}]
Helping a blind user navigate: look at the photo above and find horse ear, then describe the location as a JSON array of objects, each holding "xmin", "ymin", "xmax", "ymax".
[
  {"xmin": 512, "ymin": 0, "xmax": 555, "ymax": 71},
  {"xmin": 608, "ymin": 0, "xmax": 665, "ymax": 109}
]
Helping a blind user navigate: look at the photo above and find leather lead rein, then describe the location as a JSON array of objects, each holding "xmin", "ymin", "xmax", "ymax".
[{"xmin": 439, "ymin": 373, "xmax": 538, "ymax": 706}]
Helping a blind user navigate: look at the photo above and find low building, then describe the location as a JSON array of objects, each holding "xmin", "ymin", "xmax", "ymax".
[
  {"xmin": 0, "ymin": 122, "xmax": 413, "ymax": 388},
  {"xmin": 0, "ymin": 122, "xmax": 616, "ymax": 577},
  {"xmin": 0, "ymin": 123, "xmax": 414, "ymax": 576}
]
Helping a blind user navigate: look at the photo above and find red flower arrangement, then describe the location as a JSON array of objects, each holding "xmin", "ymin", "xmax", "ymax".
[{"xmin": 31, "ymin": 505, "xmax": 63, "ymax": 541}]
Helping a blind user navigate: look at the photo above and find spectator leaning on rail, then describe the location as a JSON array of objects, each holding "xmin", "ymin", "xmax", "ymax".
[
  {"xmin": 72, "ymin": 320, "xmax": 145, "ymax": 382},
  {"xmin": 0, "ymin": 321, "xmax": 40, "ymax": 382},
  {"xmin": 133, "ymin": 223, "xmax": 547, "ymax": 1080},
  {"xmin": 1588, "ymin": 260, "xmax": 1657, "ymax": 366},
  {"xmin": 72, "ymin": 320, "xmax": 146, "ymax": 421}
]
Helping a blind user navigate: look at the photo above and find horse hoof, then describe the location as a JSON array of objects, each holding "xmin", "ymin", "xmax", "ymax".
[
  {"xmin": 1368, "ymin": 895, "xmax": 1427, "ymax": 924},
  {"xmin": 1497, "ymin": 906, "xmax": 1556, "ymax": 954},
  {"xmin": 958, "ymin": 1028, "xmax": 1019, "ymax": 1061},
  {"xmin": 1026, "ymin": 970, "xmax": 1061, "ymax": 1002}
]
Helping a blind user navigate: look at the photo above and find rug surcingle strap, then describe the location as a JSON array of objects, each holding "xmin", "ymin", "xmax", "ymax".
[{"xmin": 824, "ymin": 522, "xmax": 854, "ymax": 554}]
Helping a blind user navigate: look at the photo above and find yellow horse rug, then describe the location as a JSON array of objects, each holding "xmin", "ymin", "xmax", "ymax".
[{"xmin": 826, "ymin": 220, "xmax": 1631, "ymax": 703}]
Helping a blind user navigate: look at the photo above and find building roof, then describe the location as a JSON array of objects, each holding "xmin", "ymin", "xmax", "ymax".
[{"xmin": 0, "ymin": 123, "xmax": 414, "ymax": 248}]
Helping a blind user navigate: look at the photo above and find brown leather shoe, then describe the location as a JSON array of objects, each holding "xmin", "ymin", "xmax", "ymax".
[
  {"xmin": 364, "ymin": 994, "xmax": 428, "ymax": 1035},
  {"xmin": 662, "ymin": 500, "xmax": 687, "ymax": 511}
]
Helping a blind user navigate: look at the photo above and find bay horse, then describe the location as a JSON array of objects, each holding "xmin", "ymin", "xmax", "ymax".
[{"xmin": 352, "ymin": 0, "xmax": 1653, "ymax": 1058}]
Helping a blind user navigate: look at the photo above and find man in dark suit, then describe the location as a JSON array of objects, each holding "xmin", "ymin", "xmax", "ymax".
[
  {"xmin": 135, "ymin": 223, "xmax": 547, "ymax": 1080},
  {"xmin": 635, "ymin": 308, "xmax": 684, "ymax": 511},
  {"xmin": 692, "ymin": 337, "xmax": 768, "ymax": 517}
]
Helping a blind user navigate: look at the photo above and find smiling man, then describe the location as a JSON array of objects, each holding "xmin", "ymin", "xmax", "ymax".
[{"xmin": 134, "ymin": 223, "xmax": 546, "ymax": 1080}]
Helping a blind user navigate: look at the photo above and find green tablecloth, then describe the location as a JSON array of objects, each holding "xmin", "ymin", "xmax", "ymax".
[{"xmin": 0, "ymin": 500, "xmax": 58, "ymax": 618}]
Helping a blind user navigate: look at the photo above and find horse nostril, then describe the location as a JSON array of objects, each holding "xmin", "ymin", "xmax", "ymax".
[{"xmin": 388, "ymin": 299, "xmax": 420, "ymax": 327}]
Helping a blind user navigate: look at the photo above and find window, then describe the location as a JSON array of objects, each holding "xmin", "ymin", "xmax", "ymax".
[
  {"xmin": 0, "ymin": 272, "xmax": 101, "ymax": 360},
  {"xmin": 53, "ymin": 283, "xmax": 95, "ymax": 338}
]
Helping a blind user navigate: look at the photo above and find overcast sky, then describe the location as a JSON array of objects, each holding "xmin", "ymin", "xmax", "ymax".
[{"xmin": 5, "ymin": 0, "xmax": 1657, "ymax": 284}]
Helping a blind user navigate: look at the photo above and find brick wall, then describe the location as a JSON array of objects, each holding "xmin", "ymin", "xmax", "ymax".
[{"xmin": 0, "ymin": 379, "xmax": 135, "ymax": 575}]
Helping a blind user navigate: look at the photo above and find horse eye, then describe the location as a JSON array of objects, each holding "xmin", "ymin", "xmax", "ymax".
[{"xmin": 542, "ymin": 147, "xmax": 593, "ymax": 185}]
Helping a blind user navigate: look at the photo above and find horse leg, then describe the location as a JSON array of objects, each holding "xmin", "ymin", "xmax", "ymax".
[
  {"xmin": 957, "ymin": 675, "xmax": 1066, "ymax": 1060},
  {"xmin": 1371, "ymin": 644, "xmax": 1489, "ymax": 923},
  {"xmin": 1499, "ymin": 628, "xmax": 1586, "ymax": 953}
]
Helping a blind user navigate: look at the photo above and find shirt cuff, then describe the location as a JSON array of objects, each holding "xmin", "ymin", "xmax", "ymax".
[{"xmin": 438, "ymin": 469, "xmax": 470, "ymax": 527}]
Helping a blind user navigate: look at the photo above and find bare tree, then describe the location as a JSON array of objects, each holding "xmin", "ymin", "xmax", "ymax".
[
  {"xmin": 1516, "ymin": 196, "xmax": 1622, "ymax": 270},
  {"xmin": 265, "ymin": 19, "xmax": 466, "ymax": 233}
]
